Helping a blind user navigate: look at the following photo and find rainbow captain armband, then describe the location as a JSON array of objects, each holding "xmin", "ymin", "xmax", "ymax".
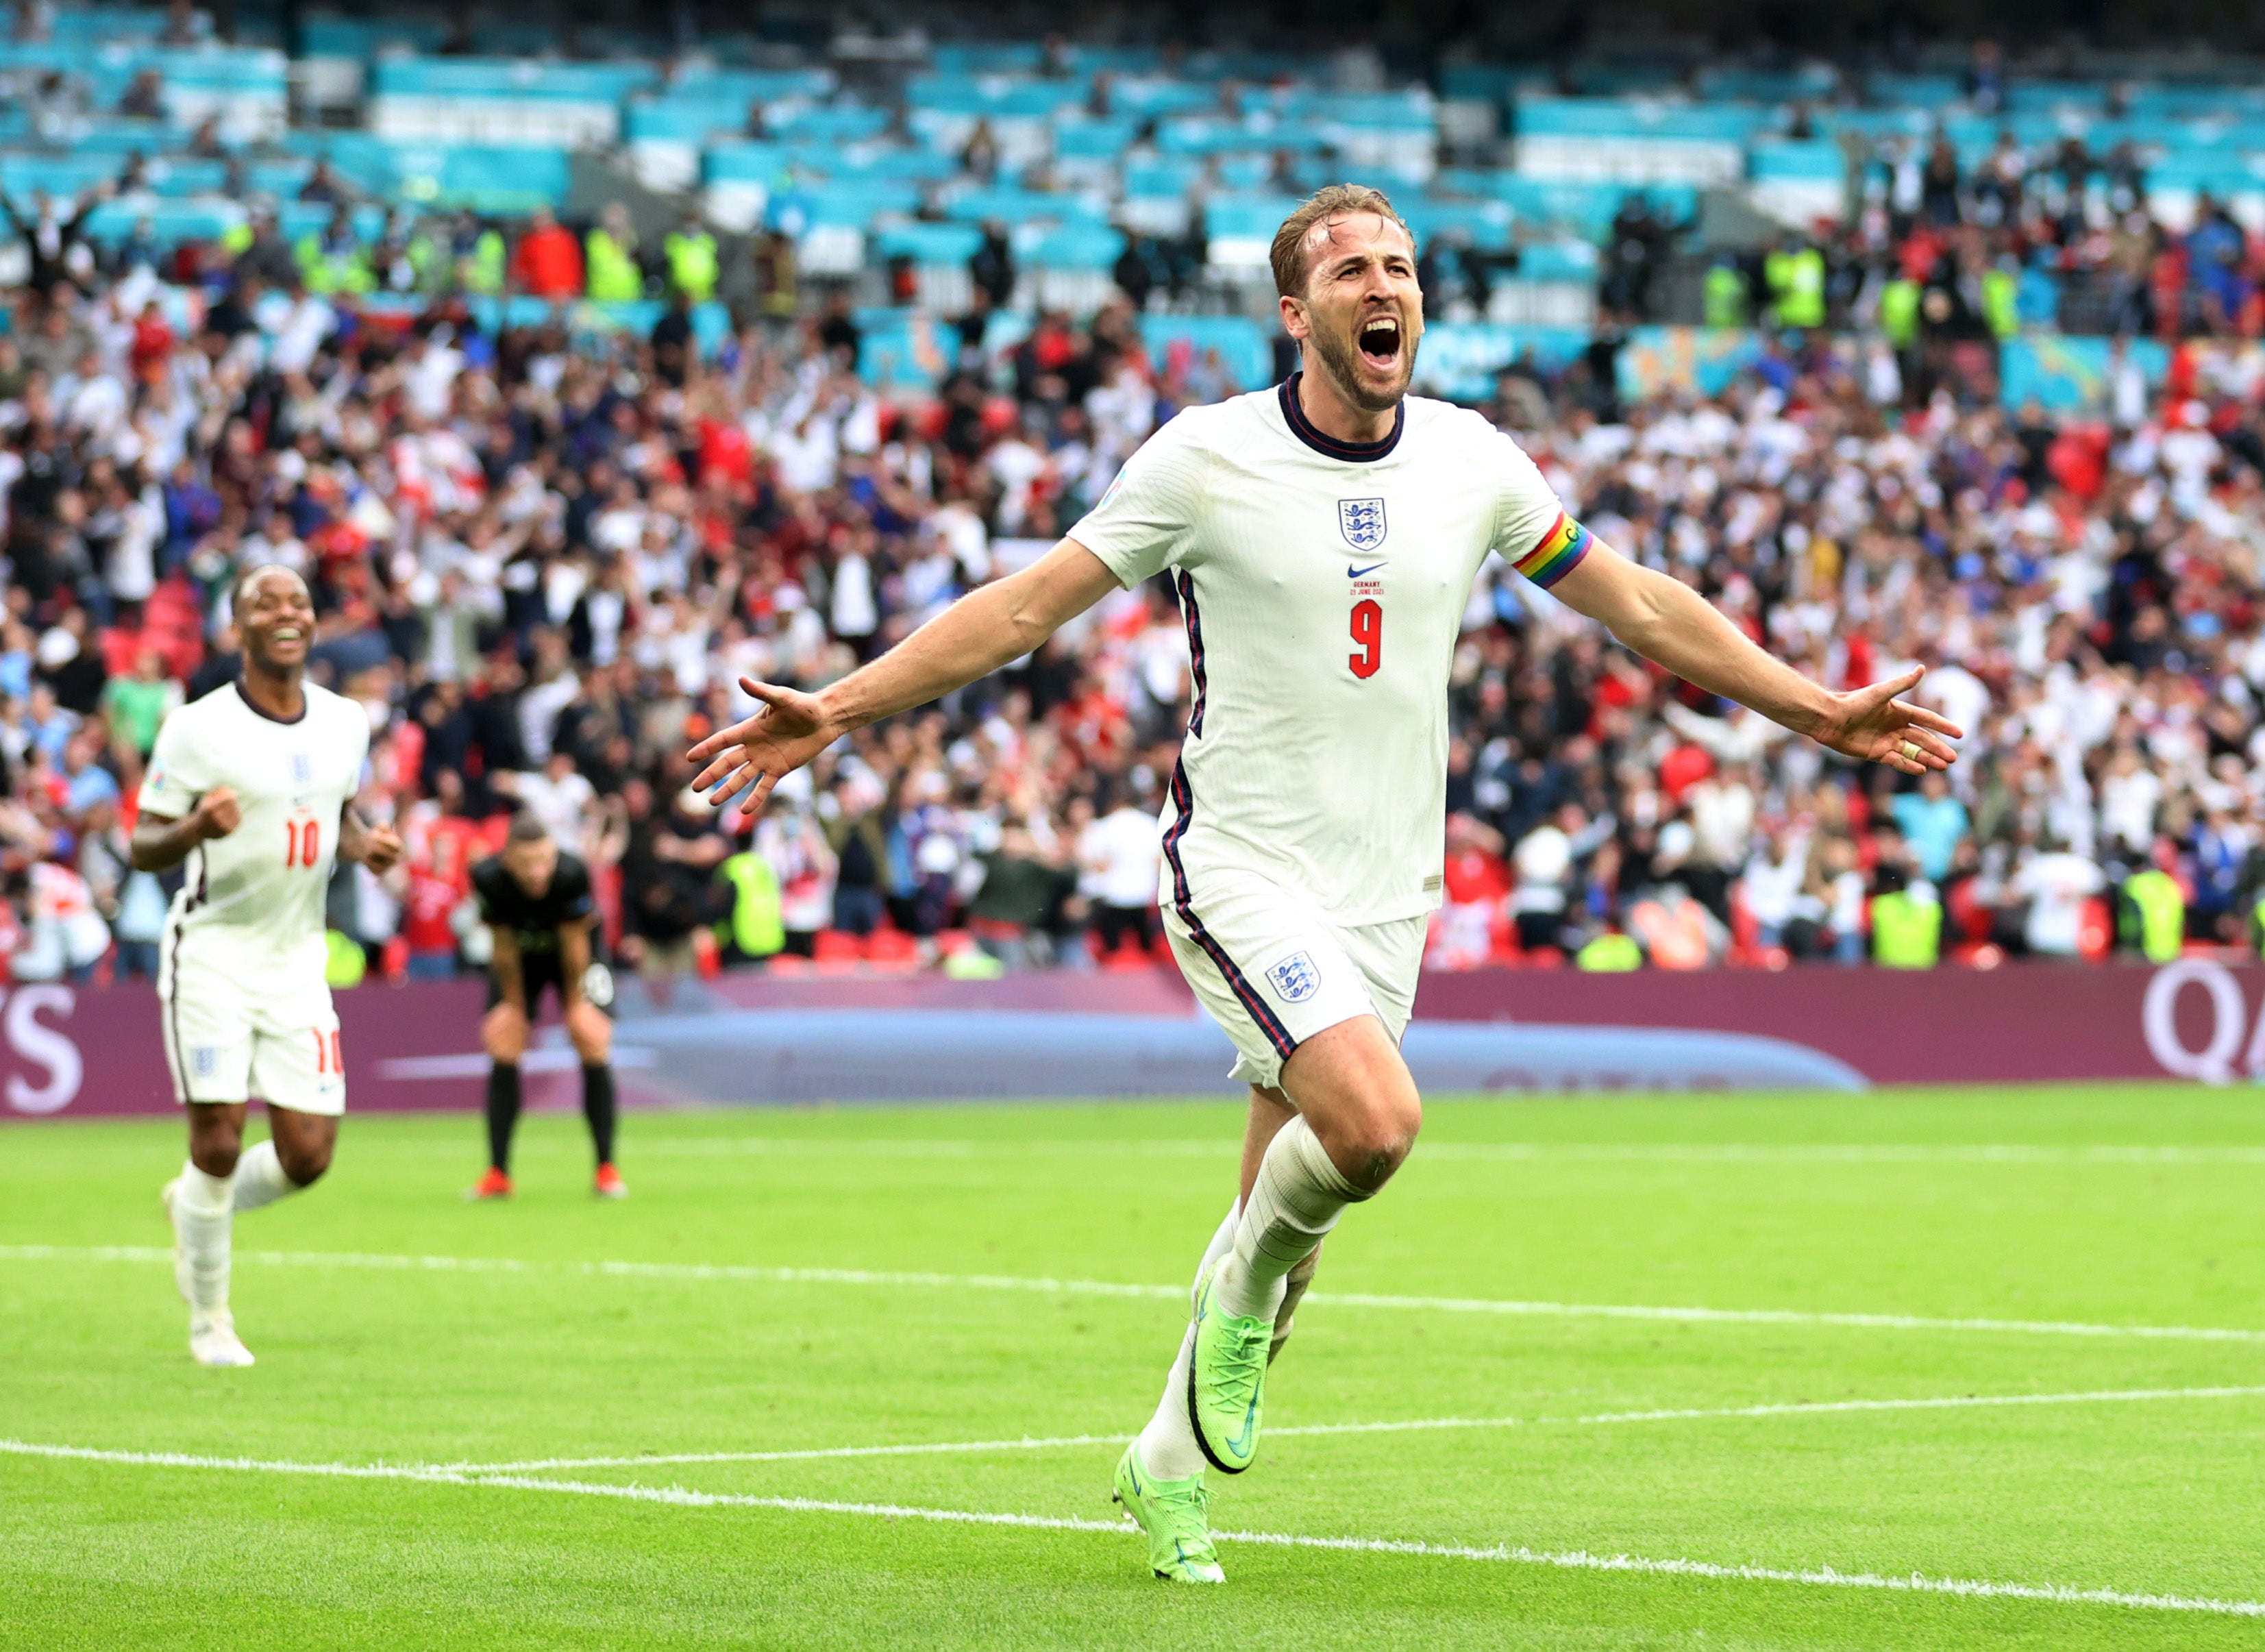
[{"xmin": 1513, "ymin": 511, "xmax": 1593, "ymax": 589}]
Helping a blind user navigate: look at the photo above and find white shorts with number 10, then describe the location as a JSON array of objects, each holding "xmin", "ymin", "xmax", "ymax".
[
  {"xmin": 1160, "ymin": 867, "xmax": 1427, "ymax": 1092},
  {"xmin": 159, "ymin": 955, "xmax": 345, "ymax": 1115}
]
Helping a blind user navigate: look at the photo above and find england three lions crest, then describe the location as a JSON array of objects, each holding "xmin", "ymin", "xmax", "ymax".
[
  {"xmin": 1337, "ymin": 497, "xmax": 1387, "ymax": 552},
  {"xmin": 1267, "ymin": 950, "xmax": 1321, "ymax": 1004}
]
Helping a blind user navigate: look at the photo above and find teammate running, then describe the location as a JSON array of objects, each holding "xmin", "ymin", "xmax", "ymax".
[
  {"xmin": 466, "ymin": 813, "xmax": 624, "ymax": 1200},
  {"xmin": 686, "ymin": 184, "xmax": 1962, "ymax": 1581},
  {"xmin": 138, "ymin": 565, "xmax": 402, "ymax": 1367}
]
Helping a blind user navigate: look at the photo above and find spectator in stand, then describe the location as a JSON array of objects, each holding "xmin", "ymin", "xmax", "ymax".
[
  {"xmin": 0, "ymin": 161, "xmax": 2258, "ymax": 989},
  {"xmin": 1076, "ymin": 777, "xmax": 1161, "ymax": 959},
  {"xmin": 1891, "ymin": 771, "xmax": 1970, "ymax": 885},
  {"xmin": 622, "ymin": 784, "xmax": 726, "ymax": 1000},
  {"xmin": 2007, "ymin": 833, "xmax": 2108, "ymax": 957},
  {"xmin": 1510, "ymin": 804, "xmax": 1583, "ymax": 953},
  {"xmin": 507, "ymin": 748, "xmax": 601, "ymax": 862},
  {"xmin": 969, "ymin": 221, "xmax": 1016, "ymax": 311},
  {"xmin": 101, "ymin": 645, "xmax": 180, "ymax": 757},
  {"xmin": 755, "ymin": 797, "xmax": 837, "ymax": 959},
  {"xmin": 967, "ymin": 822, "xmax": 1073, "ymax": 969},
  {"xmin": 512, "ymin": 208, "xmax": 584, "ymax": 301}
]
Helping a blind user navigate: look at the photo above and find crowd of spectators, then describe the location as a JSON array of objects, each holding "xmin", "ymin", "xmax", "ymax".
[
  {"xmin": 1692, "ymin": 45, "xmax": 2265, "ymax": 352},
  {"xmin": 1, "ymin": 196, "xmax": 2262, "ymax": 988}
]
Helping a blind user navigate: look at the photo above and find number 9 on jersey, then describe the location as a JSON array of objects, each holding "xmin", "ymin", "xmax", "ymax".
[{"xmin": 1349, "ymin": 599, "xmax": 1382, "ymax": 680}]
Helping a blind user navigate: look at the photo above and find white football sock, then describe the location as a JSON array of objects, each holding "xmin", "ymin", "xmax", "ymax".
[
  {"xmin": 1135, "ymin": 1198, "xmax": 1243, "ymax": 1483},
  {"xmin": 230, "ymin": 1141, "xmax": 301, "ymax": 1213},
  {"xmin": 175, "ymin": 1162, "xmax": 234, "ymax": 1316},
  {"xmin": 1215, "ymin": 1117, "xmax": 1363, "ymax": 1320},
  {"xmin": 1193, "ymin": 1198, "xmax": 1241, "ymax": 1303}
]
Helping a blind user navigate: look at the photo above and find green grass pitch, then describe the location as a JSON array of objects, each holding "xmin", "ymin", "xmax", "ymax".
[{"xmin": 5, "ymin": 1084, "xmax": 2265, "ymax": 1649}]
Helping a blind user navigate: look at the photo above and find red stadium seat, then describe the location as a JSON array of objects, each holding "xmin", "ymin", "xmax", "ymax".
[
  {"xmin": 2077, "ymin": 898, "xmax": 2113, "ymax": 961},
  {"xmin": 866, "ymin": 928, "xmax": 921, "ymax": 970}
]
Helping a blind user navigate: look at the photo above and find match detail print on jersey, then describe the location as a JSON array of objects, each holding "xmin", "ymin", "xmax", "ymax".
[{"xmin": 1515, "ymin": 510, "xmax": 1594, "ymax": 589}]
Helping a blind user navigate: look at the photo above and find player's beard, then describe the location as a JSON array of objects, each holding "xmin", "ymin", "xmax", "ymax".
[{"xmin": 1309, "ymin": 313, "xmax": 1417, "ymax": 415}]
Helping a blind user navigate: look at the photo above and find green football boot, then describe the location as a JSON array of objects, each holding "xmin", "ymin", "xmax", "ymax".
[
  {"xmin": 1112, "ymin": 1442, "xmax": 1224, "ymax": 1583},
  {"xmin": 1186, "ymin": 1257, "xmax": 1272, "ymax": 1475}
]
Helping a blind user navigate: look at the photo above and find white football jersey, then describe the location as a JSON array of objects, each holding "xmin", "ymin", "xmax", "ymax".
[
  {"xmin": 1069, "ymin": 377, "xmax": 1583, "ymax": 926},
  {"xmin": 137, "ymin": 680, "xmax": 371, "ymax": 980}
]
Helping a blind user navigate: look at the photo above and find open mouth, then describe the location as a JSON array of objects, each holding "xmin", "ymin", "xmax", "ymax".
[{"xmin": 1358, "ymin": 314, "xmax": 1403, "ymax": 369}]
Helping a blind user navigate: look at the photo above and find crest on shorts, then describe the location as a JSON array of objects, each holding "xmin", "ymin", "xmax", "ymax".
[
  {"xmin": 191, "ymin": 1046, "xmax": 219, "ymax": 1077},
  {"xmin": 1337, "ymin": 497, "xmax": 1387, "ymax": 552},
  {"xmin": 1266, "ymin": 950, "xmax": 1321, "ymax": 1004}
]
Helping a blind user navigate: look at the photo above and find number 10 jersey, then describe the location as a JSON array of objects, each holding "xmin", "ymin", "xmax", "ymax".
[
  {"xmin": 137, "ymin": 680, "xmax": 373, "ymax": 984},
  {"xmin": 1067, "ymin": 375, "xmax": 1582, "ymax": 926}
]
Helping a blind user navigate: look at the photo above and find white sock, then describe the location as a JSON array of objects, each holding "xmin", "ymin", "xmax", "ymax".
[
  {"xmin": 1215, "ymin": 1118, "xmax": 1363, "ymax": 1320},
  {"xmin": 1193, "ymin": 1198, "xmax": 1241, "ymax": 1306},
  {"xmin": 175, "ymin": 1162, "xmax": 234, "ymax": 1318},
  {"xmin": 230, "ymin": 1141, "xmax": 301, "ymax": 1213},
  {"xmin": 1135, "ymin": 1198, "xmax": 1243, "ymax": 1483}
]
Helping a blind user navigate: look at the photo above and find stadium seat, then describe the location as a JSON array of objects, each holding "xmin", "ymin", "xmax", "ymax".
[
  {"xmin": 369, "ymin": 57, "xmax": 652, "ymax": 147},
  {"xmin": 2077, "ymin": 899, "xmax": 2113, "ymax": 961},
  {"xmin": 866, "ymin": 928, "xmax": 922, "ymax": 972}
]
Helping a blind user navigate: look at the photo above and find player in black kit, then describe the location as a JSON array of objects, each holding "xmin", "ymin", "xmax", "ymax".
[{"xmin": 467, "ymin": 813, "xmax": 626, "ymax": 1199}]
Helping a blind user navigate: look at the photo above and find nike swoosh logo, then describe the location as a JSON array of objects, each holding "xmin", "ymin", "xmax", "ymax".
[
  {"xmin": 1226, "ymin": 1398, "xmax": 1258, "ymax": 1458},
  {"xmin": 1348, "ymin": 562, "xmax": 1387, "ymax": 578}
]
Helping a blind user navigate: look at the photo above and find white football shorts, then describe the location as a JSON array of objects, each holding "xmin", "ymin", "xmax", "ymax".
[
  {"xmin": 158, "ymin": 951, "xmax": 346, "ymax": 1115},
  {"xmin": 1160, "ymin": 868, "xmax": 1427, "ymax": 1091}
]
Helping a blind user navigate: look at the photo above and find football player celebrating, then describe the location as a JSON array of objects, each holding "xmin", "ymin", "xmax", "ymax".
[
  {"xmin": 138, "ymin": 567, "xmax": 401, "ymax": 1366},
  {"xmin": 688, "ymin": 186, "xmax": 1961, "ymax": 1580}
]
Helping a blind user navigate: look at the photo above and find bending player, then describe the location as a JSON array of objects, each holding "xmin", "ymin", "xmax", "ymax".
[
  {"xmin": 138, "ymin": 566, "xmax": 402, "ymax": 1367},
  {"xmin": 687, "ymin": 184, "xmax": 1962, "ymax": 1581},
  {"xmin": 466, "ymin": 813, "xmax": 623, "ymax": 1200}
]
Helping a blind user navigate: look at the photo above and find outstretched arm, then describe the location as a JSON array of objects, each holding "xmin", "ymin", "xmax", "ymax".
[
  {"xmin": 1547, "ymin": 542, "xmax": 1964, "ymax": 774},
  {"xmin": 688, "ymin": 539, "xmax": 1122, "ymax": 817}
]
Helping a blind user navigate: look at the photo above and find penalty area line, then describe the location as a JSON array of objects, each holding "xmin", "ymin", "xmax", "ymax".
[
  {"xmin": 0, "ymin": 1438, "xmax": 2259, "ymax": 1620},
  {"xmin": 7, "ymin": 1243, "xmax": 2265, "ymax": 1344}
]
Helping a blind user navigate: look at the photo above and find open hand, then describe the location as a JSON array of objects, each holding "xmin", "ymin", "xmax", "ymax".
[
  {"xmin": 1816, "ymin": 667, "xmax": 1964, "ymax": 774},
  {"xmin": 684, "ymin": 678, "xmax": 840, "ymax": 821}
]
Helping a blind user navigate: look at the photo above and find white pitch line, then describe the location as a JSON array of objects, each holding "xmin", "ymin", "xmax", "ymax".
[
  {"xmin": 500, "ymin": 1137, "xmax": 2265, "ymax": 1166},
  {"xmin": 7, "ymin": 1243, "xmax": 2264, "ymax": 1344},
  {"xmin": 454, "ymin": 1384, "xmax": 2265, "ymax": 1474},
  {"xmin": 453, "ymin": 1433, "xmax": 1132, "ymax": 1475},
  {"xmin": 1, "ymin": 1437, "xmax": 2259, "ymax": 1620},
  {"xmin": 1304, "ymin": 1290, "xmax": 2265, "ymax": 1343}
]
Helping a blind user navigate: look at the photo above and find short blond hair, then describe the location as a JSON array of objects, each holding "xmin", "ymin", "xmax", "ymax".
[{"xmin": 1268, "ymin": 184, "xmax": 1415, "ymax": 299}]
